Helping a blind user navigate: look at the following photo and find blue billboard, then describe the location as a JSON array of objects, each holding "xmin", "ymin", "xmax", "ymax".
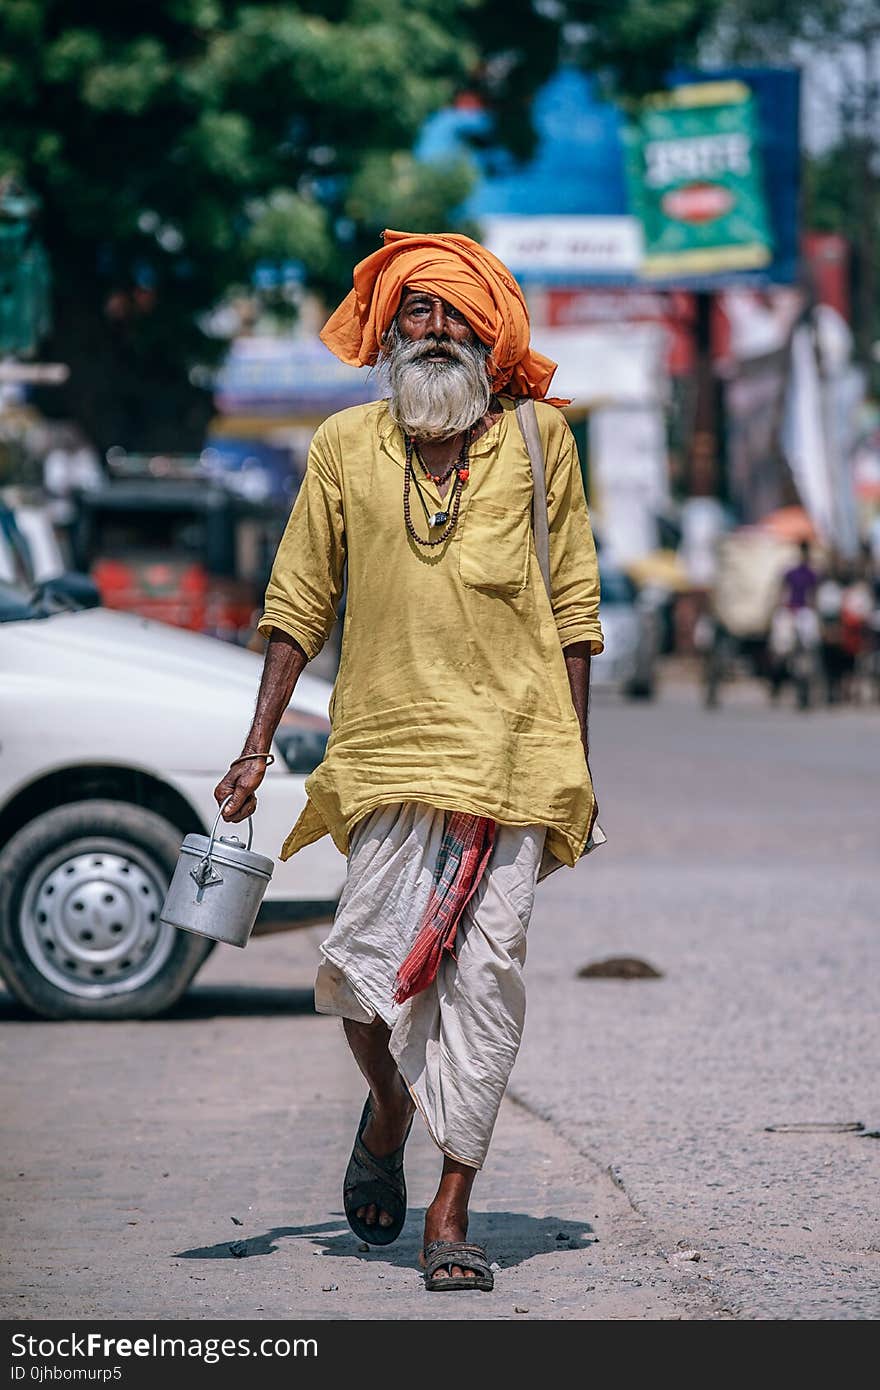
[{"xmin": 417, "ymin": 65, "xmax": 799, "ymax": 288}]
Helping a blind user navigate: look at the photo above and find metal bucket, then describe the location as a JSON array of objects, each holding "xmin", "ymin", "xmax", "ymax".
[{"xmin": 159, "ymin": 796, "xmax": 274, "ymax": 948}]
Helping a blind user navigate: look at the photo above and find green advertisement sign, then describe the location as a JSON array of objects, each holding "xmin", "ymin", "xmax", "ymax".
[{"xmin": 624, "ymin": 80, "xmax": 773, "ymax": 278}]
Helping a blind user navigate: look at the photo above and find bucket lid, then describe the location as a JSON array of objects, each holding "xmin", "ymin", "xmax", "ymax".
[{"xmin": 181, "ymin": 832, "xmax": 274, "ymax": 877}]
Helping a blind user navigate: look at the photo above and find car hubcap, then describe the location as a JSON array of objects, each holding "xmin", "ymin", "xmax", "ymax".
[{"xmin": 21, "ymin": 838, "xmax": 176, "ymax": 999}]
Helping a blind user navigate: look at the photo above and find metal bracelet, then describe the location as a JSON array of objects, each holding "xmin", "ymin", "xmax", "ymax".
[{"xmin": 229, "ymin": 752, "xmax": 275, "ymax": 769}]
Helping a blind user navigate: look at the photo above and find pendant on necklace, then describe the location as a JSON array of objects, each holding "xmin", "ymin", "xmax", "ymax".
[{"xmin": 429, "ymin": 510, "xmax": 449, "ymax": 527}]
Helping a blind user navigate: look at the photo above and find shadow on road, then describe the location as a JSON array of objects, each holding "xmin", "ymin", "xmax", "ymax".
[
  {"xmin": 176, "ymin": 1210, "xmax": 596, "ymax": 1272},
  {"xmin": 0, "ymin": 984, "xmax": 317, "ymax": 1023},
  {"xmin": 0, "ymin": 993, "xmax": 32, "ymax": 1021},
  {"xmin": 165, "ymin": 985, "xmax": 317, "ymax": 1019}
]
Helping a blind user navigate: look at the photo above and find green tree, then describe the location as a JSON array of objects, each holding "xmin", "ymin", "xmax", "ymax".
[
  {"xmin": 0, "ymin": 1, "xmax": 725, "ymax": 451},
  {"xmin": 0, "ymin": 1, "xmax": 483, "ymax": 451},
  {"xmin": 562, "ymin": 0, "xmax": 724, "ymax": 97}
]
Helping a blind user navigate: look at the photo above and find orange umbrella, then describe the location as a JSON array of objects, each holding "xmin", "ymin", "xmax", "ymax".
[{"xmin": 758, "ymin": 506, "xmax": 818, "ymax": 543}]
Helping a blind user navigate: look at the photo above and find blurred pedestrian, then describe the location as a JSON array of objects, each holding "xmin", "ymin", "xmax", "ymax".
[
  {"xmin": 215, "ymin": 230, "xmax": 604, "ymax": 1293},
  {"xmin": 768, "ymin": 541, "xmax": 820, "ymax": 704},
  {"xmin": 780, "ymin": 541, "xmax": 817, "ymax": 610},
  {"xmin": 868, "ymin": 544, "xmax": 880, "ymax": 701},
  {"xmin": 840, "ymin": 561, "xmax": 873, "ymax": 700},
  {"xmin": 817, "ymin": 558, "xmax": 873, "ymax": 704},
  {"xmin": 816, "ymin": 563, "xmax": 847, "ymax": 704}
]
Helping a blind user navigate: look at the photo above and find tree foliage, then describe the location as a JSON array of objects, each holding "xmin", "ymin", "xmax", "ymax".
[
  {"xmin": 0, "ymin": 0, "xmax": 721, "ymax": 449},
  {"xmin": 0, "ymin": 1, "xmax": 479, "ymax": 448},
  {"xmin": 562, "ymin": 0, "xmax": 725, "ymax": 98}
]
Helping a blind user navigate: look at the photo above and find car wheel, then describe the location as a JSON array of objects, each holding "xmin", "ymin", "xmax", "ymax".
[{"xmin": 0, "ymin": 800, "xmax": 213, "ymax": 1020}]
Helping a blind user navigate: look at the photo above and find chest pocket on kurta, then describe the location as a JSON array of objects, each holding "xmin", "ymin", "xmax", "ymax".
[{"xmin": 458, "ymin": 498, "xmax": 531, "ymax": 597}]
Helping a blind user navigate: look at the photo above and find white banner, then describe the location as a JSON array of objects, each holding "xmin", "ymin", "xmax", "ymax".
[
  {"xmin": 481, "ymin": 215, "xmax": 643, "ymax": 277},
  {"xmin": 782, "ymin": 325, "xmax": 835, "ymax": 544},
  {"xmin": 530, "ymin": 325, "xmax": 666, "ymax": 406},
  {"xmin": 590, "ymin": 405, "xmax": 669, "ymax": 563}
]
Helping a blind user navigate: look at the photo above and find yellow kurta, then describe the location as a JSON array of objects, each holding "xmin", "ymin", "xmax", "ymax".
[{"xmin": 258, "ymin": 395, "xmax": 604, "ymax": 867}]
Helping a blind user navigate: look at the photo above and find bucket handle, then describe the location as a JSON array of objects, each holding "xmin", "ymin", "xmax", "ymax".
[
  {"xmin": 190, "ymin": 796, "xmax": 254, "ymax": 888},
  {"xmin": 211, "ymin": 795, "xmax": 254, "ymax": 853}
]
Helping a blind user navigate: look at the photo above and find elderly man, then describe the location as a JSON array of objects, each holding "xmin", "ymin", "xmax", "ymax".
[{"xmin": 215, "ymin": 230, "xmax": 603, "ymax": 1293}]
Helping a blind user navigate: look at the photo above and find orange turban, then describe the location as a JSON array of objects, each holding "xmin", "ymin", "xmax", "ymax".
[{"xmin": 320, "ymin": 228, "xmax": 560, "ymax": 400}]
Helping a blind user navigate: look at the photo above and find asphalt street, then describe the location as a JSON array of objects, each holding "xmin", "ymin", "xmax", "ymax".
[{"xmin": 3, "ymin": 673, "xmax": 878, "ymax": 1321}]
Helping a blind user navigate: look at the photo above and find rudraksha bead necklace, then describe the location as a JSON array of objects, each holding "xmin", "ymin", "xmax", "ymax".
[{"xmin": 403, "ymin": 429, "xmax": 471, "ymax": 548}]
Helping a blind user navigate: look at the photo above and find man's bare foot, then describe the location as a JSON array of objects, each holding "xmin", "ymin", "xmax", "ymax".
[
  {"xmin": 355, "ymin": 1079, "xmax": 414, "ymax": 1231},
  {"xmin": 422, "ymin": 1164, "xmax": 477, "ymax": 1280}
]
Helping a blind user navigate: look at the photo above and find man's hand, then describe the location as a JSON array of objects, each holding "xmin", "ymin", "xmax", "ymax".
[{"xmin": 213, "ymin": 757, "xmax": 269, "ymax": 823}]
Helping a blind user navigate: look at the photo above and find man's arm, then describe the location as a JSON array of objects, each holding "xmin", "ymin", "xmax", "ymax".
[
  {"xmin": 215, "ymin": 423, "xmax": 346, "ymax": 822},
  {"xmin": 563, "ymin": 640, "xmax": 599, "ymax": 837},
  {"xmin": 213, "ymin": 631, "xmax": 309, "ymax": 822},
  {"xmin": 563, "ymin": 641, "xmax": 591, "ymax": 761}
]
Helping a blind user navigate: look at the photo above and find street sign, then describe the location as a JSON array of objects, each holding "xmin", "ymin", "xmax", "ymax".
[
  {"xmin": 421, "ymin": 65, "xmax": 799, "ymax": 287},
  {"xmin": 481, "ymin": 215, "xmax": 642, "ymax": 279},
  {"xmin": 622, "ymin": 81, "xmax": 773, "ymax": 278}
]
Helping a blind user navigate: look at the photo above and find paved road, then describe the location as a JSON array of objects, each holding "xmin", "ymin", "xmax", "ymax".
[
  {"xmin": 3, "ymin": 676, "xmax": 878, "ymax": 1320},
  {"xmin": 520, "ymin": 678, "xmax": 879, "ymax": 1320}
]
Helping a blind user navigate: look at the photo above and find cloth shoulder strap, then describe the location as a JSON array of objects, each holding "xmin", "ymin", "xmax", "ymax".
[{"xmin": 515, "ymin": 397, "xmax": 550, "ymax": 598}]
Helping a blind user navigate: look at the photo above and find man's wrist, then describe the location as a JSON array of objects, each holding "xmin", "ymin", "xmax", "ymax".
[{"xmin": 243, "ymin": 732, "xmax": 274, "ymax": 756}]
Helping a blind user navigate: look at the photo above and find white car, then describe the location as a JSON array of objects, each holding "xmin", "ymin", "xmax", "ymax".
[
  {"xmin": 592, "ymin": 568, "xmax": 659, "ymax": 699},
  {"xmin": 0, "ymin": 580, "xmax": 344, "ymax": 1020}
]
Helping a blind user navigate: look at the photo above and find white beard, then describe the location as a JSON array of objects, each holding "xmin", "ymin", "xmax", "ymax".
[{"xmin": 381, "ymin": 323, "xmax": 491, "ymax": 440}]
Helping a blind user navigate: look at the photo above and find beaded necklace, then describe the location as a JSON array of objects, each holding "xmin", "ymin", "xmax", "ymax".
[
  {"xmin": 403, "ymin": 430, "xmax": 471, "ymax": 548},
  {"xmin": 414, "ymin": 447, "xmax": 459, "ymax": 486}
]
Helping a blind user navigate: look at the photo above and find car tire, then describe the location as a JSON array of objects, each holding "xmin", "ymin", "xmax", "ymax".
[{"xmin": 0, "ymin": 800, "xmax": 213, "ymax": 1020}]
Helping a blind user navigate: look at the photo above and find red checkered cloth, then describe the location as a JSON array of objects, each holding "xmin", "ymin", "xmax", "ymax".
[{"xmin": 392, "ymin": 813, "xmax": 496, "ymax": 1005}]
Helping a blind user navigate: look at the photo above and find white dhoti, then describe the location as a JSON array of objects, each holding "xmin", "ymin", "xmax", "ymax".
[{"xmin": 314, "ymin": 803, "xmax": 546, "ymax": 1169}]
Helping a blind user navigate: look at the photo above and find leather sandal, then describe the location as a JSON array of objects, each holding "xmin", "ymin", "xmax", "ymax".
[
  {"xmin": 343, "ymin": 1093, "xmax": 413, "ymax": 1246},
  {"xmin": 423, "ymin": 1239, "xmax": 494, "ymax": 1292}
]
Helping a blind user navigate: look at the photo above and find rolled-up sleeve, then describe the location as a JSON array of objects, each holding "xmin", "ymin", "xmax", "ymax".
[
  {"xmin": 257, "ymin": 425, "xmax": 346, "ymax": 659},
  {"xmin": 545, "ymin": 422, "xmax": 604, "ymax": 654}
]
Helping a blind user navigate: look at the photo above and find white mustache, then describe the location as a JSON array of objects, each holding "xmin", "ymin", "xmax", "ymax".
[{"xmin": 404, "ymin": 338, "xmax": 470, "ymax": 363}]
